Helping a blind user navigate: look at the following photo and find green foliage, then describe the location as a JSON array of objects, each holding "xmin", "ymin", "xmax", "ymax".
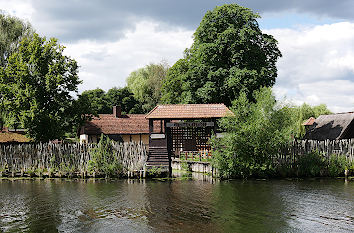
[
  {"xmin": 105, "ymin": 87, "xmax": 143, "ymax": 114},
  {"xmin": 1, "ymin": 33, "xmax": 82, "ymax": 141},
  {"xmin": 59, "ymin": 163, "xmax": 75, "ymax": 178},
  {"xmin": 161, "ymin": 4, "xmax": 281, "ymax": 106},
  {"xmin": 79, "ymin": 87, "xmax": 143, "ymax": 115},
  {"xmin": 295, "ymin": 151, "xmax": 326, "ymax": 177},
  {"xmin": 147, "ymin": 166, "xmax": 162, "ymax": 176},
  {"xmin": 80, "ymin": 88, "xmax": 111, "ymax": 114},
  {"xmin": 0, "ymin": 13, "xmax": 34, "ymax": 130},
  {"xmin": 328, "ymin": 154, "xmax": 348, "ymax": 177},
  {"xmin": 88, "ymin": 134, "xmax": 123, "ymax": 177},
  {"xmin": 127, "ymin": 61, "xmax": 169, "ymax": 112},
  {"xmin": 160, "ymin": 59, "xmax": 189, "ymax": 104},
  {"xmin": 0, "ymin": 13, "xmax": 34, "ymax": 67},
  {"xmin": 291, "ymin": 103, "xmax": 332, "ymax": 138},
  {"xmin": 26, "ymin": 167, "xmax": 36, "ymax": 177},
  {"xmin": 211, "ymin": 87, "xmax": 293, "ymax": 179}
]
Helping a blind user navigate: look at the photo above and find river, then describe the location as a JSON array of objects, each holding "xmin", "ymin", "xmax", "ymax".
[{"xmin": 0, "ymin": 176, "xmax": 353, "ymax": 232}]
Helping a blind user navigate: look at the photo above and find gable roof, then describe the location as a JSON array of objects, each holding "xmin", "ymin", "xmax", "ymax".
[
  {"xmin": 303, "ymin": 117, "xmax": 316, "ymax": 126},
  {"xmin": 305, "ymin": 112, "xmax": 354, "ymax": 140},
  {"xmin": 82, "ymin": 114, "xmax": 153, "ymax": 135},
  {"xmin": 145, "ymin": 104, "xmax": 234, "ymax": 119}
]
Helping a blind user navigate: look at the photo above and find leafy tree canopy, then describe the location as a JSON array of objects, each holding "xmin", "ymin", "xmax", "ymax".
[
  {"xmin": 106, "ymin": 87, "xmax": 143, "ymax": 114},
  {"xmin": 211, "ymin": 87, "xmax": 294, "ymax": 178},
  {"xmin": 127, "ymin": 61, "xmax": 169, "ymax": 112},
  {"xmin": 79, "ymin": 87, "xmax": 143, "ymax": 115},
  {"xmin": 291, "ymin": 103, "xmax": 332, "ymax": 138},
  {"xmin": 80, "ymin": 88, "xmax": 111, "ymax": 114},
  {"xmin": 161, "ymin": 4, "xmax": 282, "ymax": 106},
  {"xmin": 0, "ymin": 13, "xmax": 34, "ymax": 67},
  {"xmin": 0, "ymin": 13, "xmax": 34, "ymax": 129},
  {"xmin": 1, "ymin": 34, "xmax": 81, "ymax": 141}
]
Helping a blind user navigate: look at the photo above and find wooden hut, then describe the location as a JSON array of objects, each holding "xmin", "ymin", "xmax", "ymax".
[
  {"xmin": 304, "ymin": 112, "xmax": 354, "ymax": 140},
  {"xmin": 145, "ymin": 104, "xmax": 233, "ymax": 172}
]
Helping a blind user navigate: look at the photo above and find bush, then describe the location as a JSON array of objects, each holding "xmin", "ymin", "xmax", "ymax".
[
  {"xmin": 328, "ymin": 154, "xmax": 348, "ymax": 177},
  {"xmin": 211, "ymin": 88, "xmax": 294, "ymax": 179},
  {"xmin": 88, "ymin": 134, "xmax": 123, "ymax": 177},
  {"xmin": 295, "ymin": 151, "xmax": 326, "ymax": 177}
]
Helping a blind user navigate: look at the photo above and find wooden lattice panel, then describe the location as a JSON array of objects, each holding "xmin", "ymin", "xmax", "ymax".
[{"xmin": 170, "ymin": 126, "xmax": 212, "ymax": 154}]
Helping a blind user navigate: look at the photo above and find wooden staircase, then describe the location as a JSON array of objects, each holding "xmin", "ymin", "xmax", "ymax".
[{"xmin": 146, "ymin": 147, "xmax": 170, "ymax": 167}]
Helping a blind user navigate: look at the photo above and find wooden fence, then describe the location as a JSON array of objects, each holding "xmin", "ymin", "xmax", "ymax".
[
  {"xmin": 274, "ymin": 139, "xmax": 354, "ymax": 165},
  {"xmin": 0, "ymin": 142, "xmax": 147, "ymax": 177}
]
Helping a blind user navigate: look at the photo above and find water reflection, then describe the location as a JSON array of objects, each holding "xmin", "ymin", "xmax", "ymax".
[{"xmin": 0, "ymin": 178, "xmax": 353, "ymax": 232}]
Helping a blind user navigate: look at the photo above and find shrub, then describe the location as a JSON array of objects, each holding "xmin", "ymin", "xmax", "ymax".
[
  {"xmin": 295, "ymin": 151, "xmax": 326, "ymax": 177},
  {"xmin": 211, "ymin": 88, "xmax": 294, "ymax": 179},
  {"xmin": 88, "ymin": 134, "xmax": 123, "ymax": 177},
  {"xmin": 328, "ymin": 154, "xmax": 348, "ymax": 177}
]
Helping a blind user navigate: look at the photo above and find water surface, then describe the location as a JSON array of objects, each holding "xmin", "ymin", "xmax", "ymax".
[{"xmin": 0, "ymin": 177, "xmax": 353, "ymax": 232}]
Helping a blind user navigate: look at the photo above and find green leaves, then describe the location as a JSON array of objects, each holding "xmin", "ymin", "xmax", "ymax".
[
  {"xmin": 1, "ymin": 33, "xmax": 81, "ymax": 141},
  {"xmin": 161, "ymin": 4, "xmax": 281, "ymax": 106},
  {"xmin": 0, "ymin": 14, "xmax": 33, "ymax": 67},
  {"xmin": 88, "ymin": 134, "xmax": 123, "ymax": 177},
  {"xmin": 211, "ymin": 87, "xmax": 293, "ymax": 178},
  {"xmin": 79, "ymin": 86, "xmax": 143, "ymax": 115},
  {"xmin": 126, "ymin": 61, "xmax": 169, "ymax": 112}
]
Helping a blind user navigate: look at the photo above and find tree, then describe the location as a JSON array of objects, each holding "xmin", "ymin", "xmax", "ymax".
[
  {"xmin": 1, "ymin": 34, "xmax": 81, "ymax": 141},
  {"xmin": 0, "ymin": 13, "xmax": 34, "ymax": 67},
  {"xmin": 80, "ymin": 88, "xmax": 111, "ymax": 114},
  {"xmin": 0, "ymin": 13, "xmax": 34, "ymax": 129},
  {"xmin": 79, "ymin": 87, "xmax": 143, "ymax": 115},
  {"xmin": 292, "ymin": 103, "xmax": 332, "ymax": 138},
  {"xmin": 127, "ymin": 61, "xmax": 169, "ymax": 112},
  {"xmin": 106, "ymin": 87, "xmax": 143, "ymax": 114},
  {"xmin": 211, "ymin": 87, "xmax": 294, "ymax": 178},
  {"xmin": 161, "ymin": 4, "xmax": 282, "ymax": 106}
]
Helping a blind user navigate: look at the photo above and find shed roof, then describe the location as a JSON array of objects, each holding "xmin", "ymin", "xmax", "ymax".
[
  {"xmin": 303, "ymin": 117, "xmax": 316, "ymax": 126},
  {"xmin": 145, "ymin": 104, "xmax": 234, "ymax": 119},
  {"xmin": 82, "ymin": 114, "xmax": 154, "ymax": 135},
  {"xmin": 304, "ymin": 112, "xmax": 354, "ymax": 140}
]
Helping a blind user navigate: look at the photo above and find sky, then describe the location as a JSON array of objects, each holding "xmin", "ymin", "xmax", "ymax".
[{"xmin": 1, "ymin": 0, "xmax": 354, "ymax": 113}]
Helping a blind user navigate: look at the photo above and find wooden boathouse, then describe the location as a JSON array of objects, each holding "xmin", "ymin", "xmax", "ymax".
[{"xmin": 145, "ymin": 104, "xmax": 233, "ymax": 174}]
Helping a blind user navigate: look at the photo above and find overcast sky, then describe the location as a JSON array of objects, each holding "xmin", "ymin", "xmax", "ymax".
[{"xmin": 1, "ymin": 0, "xmax": 354, "ymax": 112}]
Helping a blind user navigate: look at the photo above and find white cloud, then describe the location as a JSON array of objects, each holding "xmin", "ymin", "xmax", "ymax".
[
  {"xmin": 64, "ymin": 21, "xmax": 193, "ymax": 92},
  {"xmin": 0, "ymin": 0, "xmax": 34, "ymax": 20},
  {"xmin": 267, "ymin": 22, "xmax": 354, "ymax": 112}
]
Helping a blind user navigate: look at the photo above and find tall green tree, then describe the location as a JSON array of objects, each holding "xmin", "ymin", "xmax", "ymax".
[
  {"xmin": 0, "ymin": 13, "xmax": 34, "ymax": 129},
  {"xmin": 1, "ymin": 34, "xmax": 81, "ymax": 141},
  {"xmin": 79, "ymin": 87, "xmax": 143, "ymax": 115},
  {"xmin": 80, "ymin": 88, "xmax": 111, "ymax": 114},
  {"xmin": 127, "ymin": 61, "xmax": 169, "ymax": 112},
  {"xmin": 161, "ymin": 4, "xmax": 281, "ymax": 106},
  {"xmin": 0, "ymin": 13, "xmax": 34, "ymax": 67},
  {"xmin": 106, "ymin": 87, "xmax": 143, "ymax": 114}
]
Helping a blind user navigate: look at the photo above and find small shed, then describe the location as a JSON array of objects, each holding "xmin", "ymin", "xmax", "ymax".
[
  {"xmin": 304, "ymin": 112, "xmax": 354, "ymax": 140},
  {"xmin": 145, "ymin": 104, "xmax": 233, "ymax": 171}
]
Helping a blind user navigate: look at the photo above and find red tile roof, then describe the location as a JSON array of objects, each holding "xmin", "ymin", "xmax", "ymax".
[
  {"xmin": 303, "ymin": 117, "xmax": 316, "ymax": 126},
  {"xmin": 82, "ymin": 114, "xmax": 153, "ymax": 135},
  {"xmin": 145, "ymin": 104, "xmax": 234, "ymax": 119}
]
